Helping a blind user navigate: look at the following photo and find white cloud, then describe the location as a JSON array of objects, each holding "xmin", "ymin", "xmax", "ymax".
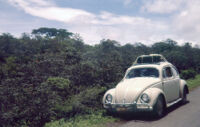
[
  {"xmin": 7, "ymin": 0, "xmax": 149, "ymax": 26},
  {"xmin": 7, "ymin": 0, "xmax": 94, "ymax": 24},
  {"xmin": 139, "ymin": 0, "xmax": 200, "ymax": 44},
  {"xmin": 26, "ymin": 7, "xmax": 94, "ymax": 24},
  {"xmin": 69, "ymin": 18, "xmax": 169, "ymax": 45},
  {"xmin": 8, "ymin": 0, "xmax": 200, "ymax": 45},
  {"xmin": 6, "ymin": 0, "xmax": 171, "ymax": 45},
  {"xmin": 142, "ymin": 0, "xmax": 184, "ymax": 14},
  {"xmin": 171, "ymin": 0, "xmax": 200, "ymax": 42}
]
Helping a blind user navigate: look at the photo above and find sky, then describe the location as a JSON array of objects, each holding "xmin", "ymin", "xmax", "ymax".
[{"xmin": 0, "ymin": 0, "xmax": 200, "ymax": 45}]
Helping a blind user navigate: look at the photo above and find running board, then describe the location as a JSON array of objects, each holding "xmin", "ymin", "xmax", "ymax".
[{"xmin": 167, "ymin": 98, "xmax": 182, "ymax": 107}]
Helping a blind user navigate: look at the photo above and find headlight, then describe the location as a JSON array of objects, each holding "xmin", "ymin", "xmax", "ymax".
[
  {"xmin": 141, "ymin": 93, "xmax": 150, "ymax": 103},
  {"xmin": 106, "ymin": 94, "xmax": 112, "ymax": 103}
]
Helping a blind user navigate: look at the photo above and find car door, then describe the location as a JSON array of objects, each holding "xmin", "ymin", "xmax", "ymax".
[
  {"xmin": 162, "ymin": 66, "xmax": 180, "ymax": 103},
  {"xmin": 171, "ymin": 66, "xmax": 180, "ymax": 98}
]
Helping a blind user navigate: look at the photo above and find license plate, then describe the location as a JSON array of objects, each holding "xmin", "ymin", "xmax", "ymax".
[
  {"xmin": 137, "ymin": 104, "xmax": 148, "ymax": 109},
  {"xmin": 117, "ymin": 107, "xmax": 127, "ymax": 111}
]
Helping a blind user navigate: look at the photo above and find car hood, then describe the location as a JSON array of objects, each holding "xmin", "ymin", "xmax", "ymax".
[{"xmin": 115, "ymin": 77, "xmax": 161, "ymax": 103}]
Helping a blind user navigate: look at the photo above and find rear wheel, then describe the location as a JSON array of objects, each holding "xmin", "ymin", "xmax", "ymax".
[
  {"xmin": 181, "ymin": 88, "xmax": 187, "ymax": 104},
  {"xmin": 153, "ymin": 96, "xmax": 165, "ymax": 118}
]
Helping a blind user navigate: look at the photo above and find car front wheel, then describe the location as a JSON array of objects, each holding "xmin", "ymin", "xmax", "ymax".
[{"xmin": 153, "ymin": 96, "xmax": 165, "ymax": 118}]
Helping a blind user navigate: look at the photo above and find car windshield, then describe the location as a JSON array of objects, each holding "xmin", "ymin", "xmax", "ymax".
[{"xmin": 126, "ymin": 67, "xmax": 159, "ymax": 79}]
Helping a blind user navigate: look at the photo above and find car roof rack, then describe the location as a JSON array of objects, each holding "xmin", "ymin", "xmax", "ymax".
[{"xmin": 133, "ymin": 54, "xmax": 167, "ymax": 65}]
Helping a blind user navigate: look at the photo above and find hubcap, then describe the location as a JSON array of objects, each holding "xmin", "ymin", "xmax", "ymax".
[{"xmin": 157, "ymin": 99, "xmax": 163, "ymax": 116}]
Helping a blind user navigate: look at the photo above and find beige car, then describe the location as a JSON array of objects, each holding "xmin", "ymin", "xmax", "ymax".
[{"xmin": 103, "ymin": 54, "xmax": 189, "ymax": 117}]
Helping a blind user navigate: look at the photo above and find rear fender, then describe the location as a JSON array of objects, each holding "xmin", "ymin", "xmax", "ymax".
[{"xmin": 180, "ymin": 79, "xmax": 189, "ymax": 98}]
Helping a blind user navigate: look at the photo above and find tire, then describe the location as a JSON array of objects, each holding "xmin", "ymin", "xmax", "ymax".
[
  {"xmin": 181, "ymin": 88, "xmax": 187, "ymax": 104},
  {"xmin": 153, "ymin": 96, "xmax": 165, "ymax": 118},
  {"xmin": 106, "ymin": 109, "xmax": 114, "ymax": 116}
]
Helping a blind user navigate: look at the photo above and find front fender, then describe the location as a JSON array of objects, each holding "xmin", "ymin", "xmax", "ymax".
[
  {"xmin": 139, "ymin": 88, "xmax": 167, "ymax": 107},
  {"xmin": 102, "ymin": 88, "xmax": 115, "ymax": 105}
]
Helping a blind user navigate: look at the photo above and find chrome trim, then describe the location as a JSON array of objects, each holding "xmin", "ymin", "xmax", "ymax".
[
  {"xmin": 136, "ymin": 103, "xmax": 153, "ymax": 110},
  {"xmin": 104, "ymin": 102, "xmax": 153, "ymax": 111},
  {"xmin": 167, "ymin": 98, "xmax": 182, "ymax": 107},
  {"xmin": 105, "ymin": 101, "xmax": 136, "ymax": 105}
]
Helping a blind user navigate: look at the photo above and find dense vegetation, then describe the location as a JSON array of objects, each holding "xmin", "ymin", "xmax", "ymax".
[
  {"xmin": 44, "ymin": 110, "xmax": 119, "ymax": 127},
  {"xmin": 0, "ymin": 27, "xmax": 200, "ymax": 127},
  {"xmin": 187, "ymin": 74, "xmax": 200, "ymax": 90}
]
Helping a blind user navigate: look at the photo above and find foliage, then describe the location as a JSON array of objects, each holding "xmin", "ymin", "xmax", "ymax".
[
  {"xmin": 65, "ymin": 86, "xmax": 106, "ymax": 116},
  {"xmin": 46, "ymin": 77, "xmax": 70, "ymax": 91},
  {"xmin": 32, "ymin": 28, "xmax": 73, "ymax": 40},
  {"xmin": 187, "ymin": 74, "xmax": 200, "ymax": 90},
  {"xmin": 50, "ymin": 86, "xmax": 107, "ymax": 120},
  {"xmin": 0, "ymin": 28, "xmax": 200, "ymax": 127},
  {"xmin": 180, "ymin": 69, "xmax": 197, "ymax": 80},
  {"xmin": 44, "ymin": 111, "xmax": 118, "ymax": 127}
]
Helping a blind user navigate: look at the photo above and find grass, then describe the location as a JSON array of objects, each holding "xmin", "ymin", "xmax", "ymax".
[
  {"xmin": 44, "ymin": 110, "xmax": 118, "ymax": 127},
  {"xmin": 187, "ymin": 74, "xmax": 200, "ymax": 90}
]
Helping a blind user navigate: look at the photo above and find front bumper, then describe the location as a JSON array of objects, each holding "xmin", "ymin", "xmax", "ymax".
[{"xmin": 104, "ymin": 102, "xmax": 153, "ymax": 112}]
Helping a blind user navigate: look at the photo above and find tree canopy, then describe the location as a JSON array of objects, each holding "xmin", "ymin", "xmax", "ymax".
[{"xmin": 32, "ymin": 27, "xmax": 73, "ymax": 39}]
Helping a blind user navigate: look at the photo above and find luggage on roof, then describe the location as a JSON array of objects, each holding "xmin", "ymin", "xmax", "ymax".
[{"xmin": 134, "ymin": 54, "xmax": 167, "ymax": 64}]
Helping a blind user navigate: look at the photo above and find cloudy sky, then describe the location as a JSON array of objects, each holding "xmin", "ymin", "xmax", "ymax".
[{"xmin": 0, "ymin": 0, "xmax": 199, "ymax": 45}]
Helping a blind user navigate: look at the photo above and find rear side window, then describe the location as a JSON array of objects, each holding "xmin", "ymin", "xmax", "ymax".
[
  {"xmin": 171, "ymin": 66, "xmax": 179, "ymax": 77},
  {"xmin": 163, "ymin": 67, "xmax": 173, "ymax": 78},
  {"xmin": 137, "ymin": 57, "xmax": 142, "ymax": 63}
]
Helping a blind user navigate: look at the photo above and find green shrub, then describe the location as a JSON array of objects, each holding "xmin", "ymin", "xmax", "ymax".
[
  {"xmin": 60, "ymin": 86, "xmax": 107, "ymax": 117},
  {"xmin": 39, "ymin": 77, "xmax": 72, "ymax": 119},
  {"xmin": 0, "ymin": 77, "xmax": 71, "ymax": 127},
  {"xmin": 180, "ymin": 69, "xmax": 197, "ymax": 80},
  {"xmin": 44, "ymin": 111, "xmax": 117, "ymax": 127},
  {"xmin": 187, "ymin": 74, "xmax": 200, "ymax": 90},
  {"xmin": 46, "ymin": 77, "xmax": 70, "ymax": 90},
  {"xmin": 196, "ymin": 67, "xmax": 200, "ymax": 74}
]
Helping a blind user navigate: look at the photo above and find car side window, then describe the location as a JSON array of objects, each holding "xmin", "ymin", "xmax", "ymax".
[{"xmin": 163, "ymin": 67, "xmax": 173, "ymax": 78}]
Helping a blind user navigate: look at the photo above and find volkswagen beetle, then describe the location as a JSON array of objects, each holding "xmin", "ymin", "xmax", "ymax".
[{"xmin": 103, "ymin": 54, "xmax": 189, "ymax": 117}]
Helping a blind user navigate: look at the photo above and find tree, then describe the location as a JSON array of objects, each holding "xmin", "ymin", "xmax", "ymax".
[{"xmin": 32, "ymin": 27, "xmax": 73, "ymax": 40}]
